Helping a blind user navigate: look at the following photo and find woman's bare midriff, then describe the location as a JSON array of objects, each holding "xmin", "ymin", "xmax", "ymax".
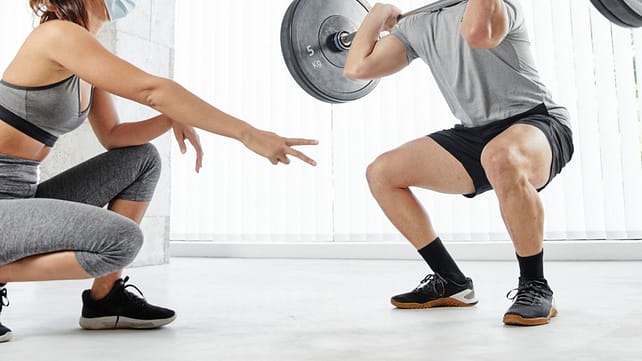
[{"xmin": 0, "ymin": 120, "xmax": 51, "ymax": 161}]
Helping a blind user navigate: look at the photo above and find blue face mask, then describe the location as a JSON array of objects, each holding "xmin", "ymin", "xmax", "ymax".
[{"xmin": 104, "ymin": 0, "xmax": 137, "ymax": 21}]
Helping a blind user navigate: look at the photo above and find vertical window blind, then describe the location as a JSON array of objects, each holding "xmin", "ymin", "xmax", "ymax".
[{"xmin": 172, "ymin": 0, "xmax": 642, "ymax": 243}]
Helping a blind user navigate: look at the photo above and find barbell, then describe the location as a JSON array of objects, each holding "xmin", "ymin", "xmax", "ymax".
[{"xmin": 280, "ymin": 0, "xmax": 642, "ymax": 104}]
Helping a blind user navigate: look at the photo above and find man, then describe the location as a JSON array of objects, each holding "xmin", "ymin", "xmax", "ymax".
[{"xmin": 344, "ymin": 0, "xmax": 573, "ymax": 326}]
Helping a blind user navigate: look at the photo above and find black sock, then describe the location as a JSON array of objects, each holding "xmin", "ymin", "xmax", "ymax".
[
  {"xmin": 418, "ymin": 237, "xmax": 466, "ymax": 284},
  {"xmin": 517, "ymin": 250, "xmax": 545, "ymax": 281}
]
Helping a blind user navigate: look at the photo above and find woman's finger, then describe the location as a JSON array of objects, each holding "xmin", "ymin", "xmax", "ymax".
[
  {"xmin": 285, "ymin": 138, "xmax": 319, "ymax": 147},
  {"xmin": 279, "ymin": 155, "xmax": 291, "ymax": 165},
  {"xmin": 286, "ymin": 147, "xmax": 317, "ymax": 166},
  {"xmin": 175, "ymin": 130, "xmax": 187, "ymax": 154}
]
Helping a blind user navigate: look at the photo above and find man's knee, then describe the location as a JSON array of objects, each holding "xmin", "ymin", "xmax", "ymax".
[
  {"xmin": 481, "ymin": 145, "xmax": 528, "ymax": 190},
  {"xmin": 366, "ymin": 152, "xmax": 397, "ymax": 191}
]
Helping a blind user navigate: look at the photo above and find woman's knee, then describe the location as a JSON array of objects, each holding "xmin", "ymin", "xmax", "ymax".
[
  {"xmin": 116, "ymin": 218, "xmax": 144, "ymax": 262},
  {"xmin": 136, "ymin": 143, "xmax": 162, "ymax": 178},
  {"xmin": 116, "ymin": 144, "xmax": 162, "ymax": 201},
  {"xmin": 95, "ymin": 216, "xmax": 144, "ymax": 273}
]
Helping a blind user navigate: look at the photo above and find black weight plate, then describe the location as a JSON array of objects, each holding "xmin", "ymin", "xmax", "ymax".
[
  {"xmin": 623, "ymin": 0, "xmax": 642, "ymax": 13},
  {"xmin": 590, "ymin": 0, "xmax": 632, "ymax": 27},
  {"xmin": 281, "ymin": 0, "xmax": 379, "ymax": 103},
  {"xmin": 612, "ymin": 0, "xmax": 642, "ymax": 27},
  {"xmin": 590, "ymin": 0, "xmax": 642, "ymax": 28}
]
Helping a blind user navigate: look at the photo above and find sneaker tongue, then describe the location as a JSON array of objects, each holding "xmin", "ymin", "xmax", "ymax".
[
  {"xmin": 514, "ymin": 280, "xmax": 552, "ymax": 305},
  {"xmin": 519, "ymin": 278, "xmax": 547, "ymax": 286},
  {"xmin": 416, "ymin": 274, "xmax": 446, "ymax": 295},
  {"xmin": 515, "ymin": 293, "xmax": 539, "ymax": 305},
  {"xmin": 119, "ymin": 280, "xmax": 148, "ymax": 307},
  {"xmin": 123, "ymin": 289, "xmax": 147, "ymax": 307},
  {"xmin": 416, "ymin": 275, "xmax": 435, "ymax": 289},
  {"xmin": 525, "ymin": 280, "xmax": 551, "ymax": 292}
]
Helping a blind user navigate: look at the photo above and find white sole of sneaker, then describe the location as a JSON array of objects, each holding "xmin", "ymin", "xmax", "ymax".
[
  {"xmin": 391, "ymin": 289, "xmax": 479, "ymax": 309},
  {"xmin": 451, "ymin": 289, "xmax": 478, "ymax": 305},
  {"xmin": 79, "ymin": 314, "xmax": 177, "ymax": 330},
  {"xmin": 0, "ymin": 331, "xmax": 12, "ymax": 343}
]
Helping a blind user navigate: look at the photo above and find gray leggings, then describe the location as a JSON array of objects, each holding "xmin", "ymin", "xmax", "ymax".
[{"xmin": 0, "ymin": 144, "xmax": 161, "ymax": 277}]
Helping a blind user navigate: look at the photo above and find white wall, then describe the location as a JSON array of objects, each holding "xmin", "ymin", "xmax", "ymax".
[{"xmin": 0, "ymin": 1, "xmax": 175, "ymax": 266}]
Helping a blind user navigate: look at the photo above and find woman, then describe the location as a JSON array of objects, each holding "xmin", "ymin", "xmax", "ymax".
[{"xmin": 0, "ymin": 0, "xmax": 317, "ymax": 342}]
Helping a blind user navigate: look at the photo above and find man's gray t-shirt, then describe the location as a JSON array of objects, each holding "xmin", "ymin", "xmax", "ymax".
[{"xmin": 391, "ymin": 0, "xmax": 571, "ymax": 129}]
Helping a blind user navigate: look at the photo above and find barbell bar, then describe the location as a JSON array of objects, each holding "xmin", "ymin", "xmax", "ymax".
[
  {"xmin": 281, "ymin": 0, "xmax": 642, "ymax": 104},
  {"xmin": 337, "ymin": 0, "xmax": 462, "ymax": 48},
  {"xmin": 338, "ymin": 0, "xmax": 642, "ymax": 47}
]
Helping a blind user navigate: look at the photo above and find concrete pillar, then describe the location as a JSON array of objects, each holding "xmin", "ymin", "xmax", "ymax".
[{"xmin": 40, "ymin": 0, "xmax": 176, "ymax": 266}]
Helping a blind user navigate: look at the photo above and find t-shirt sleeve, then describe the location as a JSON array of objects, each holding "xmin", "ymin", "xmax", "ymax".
[
  {"xmin": 504, "ymin": 0, "xmax": 525, "ymax": 33},
  {"xmin": 390, "ymin": 16, "xmax": 420, "ymax": 64}
]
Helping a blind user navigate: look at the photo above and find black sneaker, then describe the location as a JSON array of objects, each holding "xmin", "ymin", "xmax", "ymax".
[
  {"xmin": 503, "ymin": 278, "xmax": 557, "ymax": 326},
  {"xmin": 0, "ymin": 284, "xmax": 12, "ymax": 343},
  {"xmin": 79, "ymin": 276, "xmax": 176, "ymax": 330},
  {"xmin": 391, "ymin": 274, "xmax": 478, "ymax": 309}
]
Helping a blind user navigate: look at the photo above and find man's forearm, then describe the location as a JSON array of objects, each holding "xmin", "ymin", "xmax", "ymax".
[{"xmin": 345, "ymin": 5, "xmax": 391, "ymax": 68}]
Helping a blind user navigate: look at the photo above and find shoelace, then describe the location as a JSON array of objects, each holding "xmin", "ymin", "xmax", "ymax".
[
  {"xmin": 0, "ymin": 286, "xmax": 9, "ymax": 311},
  {"xmin": 506, "ymin": 280, "xmax": 553, "ymax": 306},
  {"xmin": 415, "ymin": 274, "xmax": 448, "ymax": 295},
  {"xmin": 120, "ymin": 276, "xmax": 148, "ymax": 307}
]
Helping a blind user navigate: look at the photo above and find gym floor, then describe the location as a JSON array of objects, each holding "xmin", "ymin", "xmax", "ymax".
[{"xmin": 1, "ymin": 258, "xmax": 640, "ymax": 360}]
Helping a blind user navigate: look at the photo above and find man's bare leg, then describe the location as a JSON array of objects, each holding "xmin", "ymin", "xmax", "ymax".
[
  {"xmin": 367, "ymin": 137, "xmax": 475, "ymax": 249},
  {"xmin": 481, "ymin": 123, "xmax": 557, "ymax": 326},
  {"xmin": 367, "ymin": 136, "xmax": 478, "ymax": 308},
  {"xmin": 482, "ymin": 124, "xmax": 551, "ymax": 258}
]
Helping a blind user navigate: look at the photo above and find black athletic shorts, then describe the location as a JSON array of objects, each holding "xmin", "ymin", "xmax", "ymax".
[{"xmin": 428, "ymin": 103, "xmax": 574, "ymax": 198}]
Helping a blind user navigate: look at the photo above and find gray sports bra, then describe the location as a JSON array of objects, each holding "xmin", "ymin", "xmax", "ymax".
[{"xmin": 0, "ymin": 75, "xmax": 93, "ymax": 147}]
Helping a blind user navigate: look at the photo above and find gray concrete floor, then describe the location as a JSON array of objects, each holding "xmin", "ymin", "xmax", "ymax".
[{"xmin": 1, "ymin": 258, "xmax": 641, "ymax": 360}]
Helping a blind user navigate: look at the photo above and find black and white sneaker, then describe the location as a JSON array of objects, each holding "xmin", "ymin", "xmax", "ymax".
[
  {"xmin": 0, "ymin": 284, "xmax": 12, "ymax": 343},
  {"xmin": 503, "ymin": 278, "xmax": 557, "ymax": 326},
  {"xmin": 391, "ymin": 274, "xmax": 478, "ymax": 309},
  {"xmin": 79, "ymin": 276, "xmax": 176, "ymax": 330}
]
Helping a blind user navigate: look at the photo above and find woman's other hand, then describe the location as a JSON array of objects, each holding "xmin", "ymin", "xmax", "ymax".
[{"xmin": 172, "ymin": 121, "xmax": 204, "ymax": 173}]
